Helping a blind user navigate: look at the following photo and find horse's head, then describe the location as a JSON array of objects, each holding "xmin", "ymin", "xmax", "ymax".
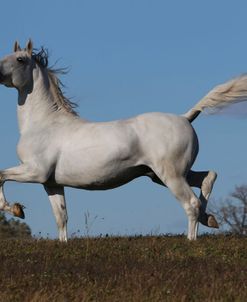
[{"xmin": 0, "ymin": 40, "xmax": 34, "ymax": 91}]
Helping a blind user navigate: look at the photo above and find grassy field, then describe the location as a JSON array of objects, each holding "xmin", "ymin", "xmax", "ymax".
[{"xmin": 0, "ymin": 234, "xmax": 246, "ymax": 302}]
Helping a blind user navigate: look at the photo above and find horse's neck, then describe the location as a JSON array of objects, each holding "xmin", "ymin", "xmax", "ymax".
[{"xmin": 17, "ymin": 70, "xmax": 62, "ymax": 134}]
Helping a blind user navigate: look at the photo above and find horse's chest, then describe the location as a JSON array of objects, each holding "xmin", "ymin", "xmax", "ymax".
[{"xmin": 17, "ymin": 134, "xmax": 53, "ymax": 162}]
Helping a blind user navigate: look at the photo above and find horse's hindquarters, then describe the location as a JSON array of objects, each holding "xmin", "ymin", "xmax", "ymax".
[{"xmin": 134, "ymin": 113, "xmax": 199, "ymax": 179}]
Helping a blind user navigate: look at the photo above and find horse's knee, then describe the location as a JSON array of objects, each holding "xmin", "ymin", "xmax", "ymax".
[
  {"xmin": 182, "ymin": 197, "xmax": 200, "ymax": 221},
  {"xmin": 190, "ymin": 196, "xmax": 201, "ymax": 209}
]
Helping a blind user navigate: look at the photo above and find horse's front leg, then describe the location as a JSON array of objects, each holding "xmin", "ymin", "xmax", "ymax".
[
  {"xmin": 0, "ymin": 184, "xmax": 25, "ymax": 218},
  {"xmin": 0, "ymin": 163, "xmax": 49, "ymax": 184},
  {"xmin": 44, "ymin": 185, "xmax": 68, "ymax": 242},
  {"xmin": 0, "ymin": 163, "xmax": 50, "ymax": 218}
]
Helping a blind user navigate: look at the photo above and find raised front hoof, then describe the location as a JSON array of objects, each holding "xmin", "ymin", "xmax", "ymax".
[
  {"xmin": 12, "ymin": 203, "xmax": 25, "ymax": 219},
  {"xmin": 207, "ymin": 214, "xmax": 219, "ymax": 229}
]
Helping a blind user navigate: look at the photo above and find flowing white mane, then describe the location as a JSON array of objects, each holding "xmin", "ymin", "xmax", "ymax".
[{"xmin": 32, "ymin": 48, "xmax": 78, "ymax": 116}]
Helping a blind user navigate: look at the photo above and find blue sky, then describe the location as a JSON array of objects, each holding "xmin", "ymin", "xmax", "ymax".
[{"xmin": 1, "ymin": 1, "xmax": 247, "ymax": 238}]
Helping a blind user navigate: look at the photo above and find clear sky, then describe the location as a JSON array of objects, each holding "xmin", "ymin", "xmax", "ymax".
[{"xmin": 1, "ymin": 0, "xmax": 247, "ymax": 238}]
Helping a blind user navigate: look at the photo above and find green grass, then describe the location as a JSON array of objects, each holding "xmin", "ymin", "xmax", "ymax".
[{"xmin": 0, "ymin": 235, "xmax": 246, "ymax": 301}]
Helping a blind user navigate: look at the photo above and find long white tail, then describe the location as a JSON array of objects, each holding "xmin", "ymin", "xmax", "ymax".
[{"xmin": 183, "ymin": 74, "xmax": 247, "ymax": 122}]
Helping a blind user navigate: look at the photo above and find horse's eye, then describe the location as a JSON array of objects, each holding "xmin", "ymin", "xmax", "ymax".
[{"xmin": 16, "ymin": 57, "xmax": 25, "ymax": 63}]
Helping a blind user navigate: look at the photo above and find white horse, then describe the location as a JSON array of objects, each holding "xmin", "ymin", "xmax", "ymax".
[{"xmin": 0, "ymin": 40, "xmax": 247, "ymax": 241}]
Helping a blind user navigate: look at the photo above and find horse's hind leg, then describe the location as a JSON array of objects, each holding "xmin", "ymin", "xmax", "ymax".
[
  {"xmin": 44, "ymin": 185, "xmax": 68, "ymax": 242},
  {"xmin": 187, "ymin": 170, "xmax": 217, "ymax": 202},
  {"xmin": 187, "ymin": 170, "xmax": 218, "ymax": 228},
  {"xmin": 148, "ymin": 169, "xmax": 219, "ymax": 229},
  {"xmin": 150, "ymin": 168, "xmax": 201, "ymax": 240},
  {"xmin": 165, "ymin": 177, "xmax": 201, "ymax": 240}
]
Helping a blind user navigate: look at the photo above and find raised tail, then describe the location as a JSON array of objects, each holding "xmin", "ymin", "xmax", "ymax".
[{"xmin": 183, "ymin": 74, "xmax": 247, "ymax": 123}]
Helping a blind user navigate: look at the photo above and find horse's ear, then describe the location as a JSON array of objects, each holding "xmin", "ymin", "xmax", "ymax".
[
  {"xmin": 14, "ymin": 41, "xmax": 21, "ymax": 52},
  {"xmin": 25, "ymin": 39, "xmax": 33, "ymax": 55}
]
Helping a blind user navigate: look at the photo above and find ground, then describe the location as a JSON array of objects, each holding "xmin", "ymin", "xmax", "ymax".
[{"xmin": 0, "ymin": 234, "xmax": 246, "ymax": 301}]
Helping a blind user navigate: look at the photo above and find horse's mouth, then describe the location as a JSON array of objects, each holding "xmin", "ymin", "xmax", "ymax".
[
  {"xmin": 0, "ymin": 73, "xmax": 12, "ymax": 86},
  {"xmin": 0, "ymin": 72, "xmax": 5, "ymax": 84}
]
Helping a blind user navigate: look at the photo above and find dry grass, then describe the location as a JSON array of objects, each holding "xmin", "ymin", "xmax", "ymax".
[{"xmin": 0, "ymin": 234, "xmax": 246, "ymax": 301}]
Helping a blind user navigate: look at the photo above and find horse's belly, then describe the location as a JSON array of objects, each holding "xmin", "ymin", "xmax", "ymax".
[
  {"xmin": 54, "ymin": 126, "xmax": 146, "ymax": 189},
  {"xmin": 54, "ymin": 164, "xmax": 149, "ymax": 190}
]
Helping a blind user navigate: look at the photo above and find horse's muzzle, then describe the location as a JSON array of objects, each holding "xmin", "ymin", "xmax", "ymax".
[
  {"xmin": 0, "ymin": 68, "xmax": 10, "ymax": 86},
  {"xmin": 0, "ymin": 68, "xmax": 4, "ymax": 84}
]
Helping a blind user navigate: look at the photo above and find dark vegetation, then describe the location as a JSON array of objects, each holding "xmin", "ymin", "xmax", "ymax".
[
  {"xmin": 0, "ymin": 213, "xmax": 31, "ymax": 239},
  {"xmin": 0, "ymin": 234, "xmax": 246, "ymax": 301},
  {"xmin": 211, "ymin": 184, "xmax": 247, "ymax": 235}
]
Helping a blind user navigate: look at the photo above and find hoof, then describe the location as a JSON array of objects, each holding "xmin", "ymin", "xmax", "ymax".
[
  {"xmin": 207, "ymin": 214, "xmax": 219, "ymax": 228},
  {"xmin": 199, "ymin": 213, "xmax": 219, "ymax": 228},
  {"xmin": 12, "ymin": 203, "xmax": 25, "ymax": 219}
]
